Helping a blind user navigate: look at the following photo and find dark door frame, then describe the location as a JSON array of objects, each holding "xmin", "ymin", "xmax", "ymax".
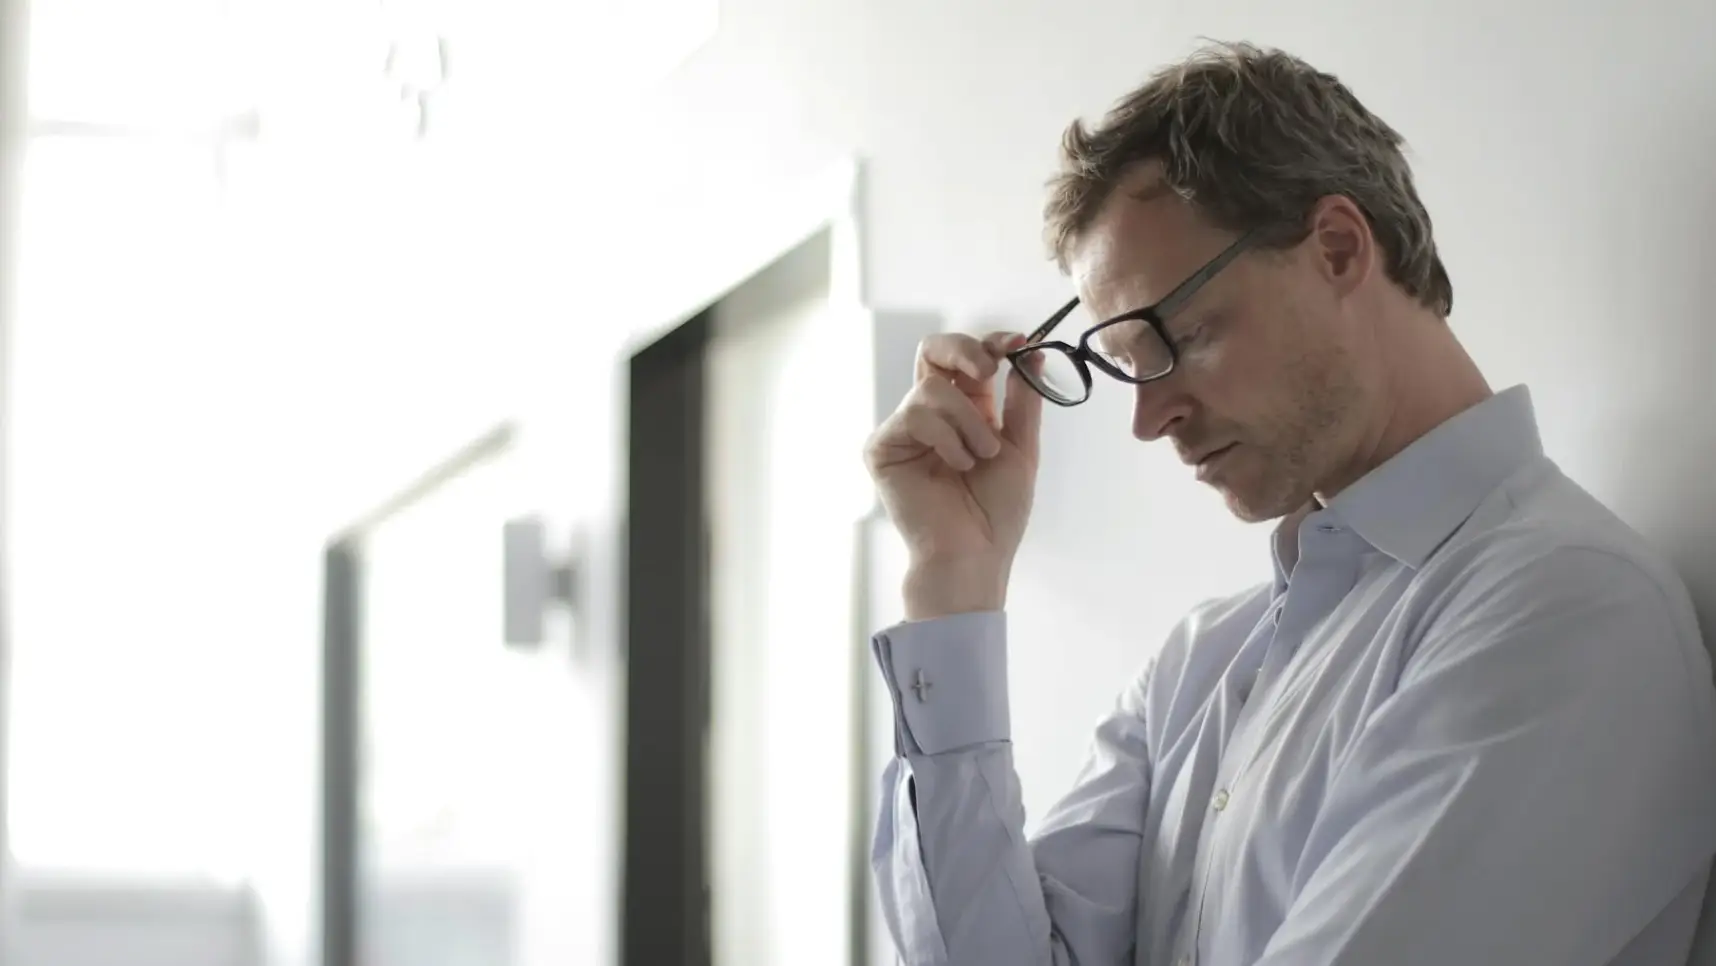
[
  {"xmin": 620, "ymin": 308, "xmax": 714, "ymax": 966},
  {"xmin": 620, "ymin": 278, "xmax": 890, "ymax": 966}
]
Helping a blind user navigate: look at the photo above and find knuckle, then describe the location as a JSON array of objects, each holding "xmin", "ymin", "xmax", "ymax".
[
  {"xmin": 916, "ymin": 333, "xmax": 952, "ymax": 357},
  {"xmin": 921, "ymin": 332, "xmax": 980, "ymax": 362}
]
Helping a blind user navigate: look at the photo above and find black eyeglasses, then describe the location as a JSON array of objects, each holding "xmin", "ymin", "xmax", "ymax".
[{"xmin": 1007, "ymin": 228, "xmax": 1263, "ymax": 406}]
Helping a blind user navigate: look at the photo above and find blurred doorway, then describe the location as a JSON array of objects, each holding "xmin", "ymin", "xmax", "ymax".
[
  {"xmin": 621, "ymin": 227, "xmax": 874, "ymax": 966},
  {"xmin": 322, "ymin": 424, "xmax": 591, "ymax": 966},
  {"xmin": 317, "ymin": 209, "xmax": 876, "ymax": 966}
]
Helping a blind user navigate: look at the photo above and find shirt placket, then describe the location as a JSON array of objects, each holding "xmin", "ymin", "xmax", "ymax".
[{"xmin": 1174, "ymin": 520, "xmax": 1363, "ymax": 966}]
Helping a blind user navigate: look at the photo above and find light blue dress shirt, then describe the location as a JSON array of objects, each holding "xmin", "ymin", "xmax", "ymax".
[{"xmin": 870, "ymin": 385, "xmax": 1716, "ymax": 966}]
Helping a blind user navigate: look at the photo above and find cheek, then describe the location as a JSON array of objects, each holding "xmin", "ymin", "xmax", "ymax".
[
  {"xmin": 1175, "ymin": 327, "xmax": 1273, "ymax": 414},
  {"xmin": 1177, "ymin": 337, "xmax": 1228, "ymax": 372},
  {"xmin": 1179, "ymin": 330, "xmax": 1314, "ymax": 442}
]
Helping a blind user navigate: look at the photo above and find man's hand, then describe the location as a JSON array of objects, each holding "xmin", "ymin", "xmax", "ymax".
[{"xmin": 863, "ymin": 331, "xmax": 1045, "ymax": 620}]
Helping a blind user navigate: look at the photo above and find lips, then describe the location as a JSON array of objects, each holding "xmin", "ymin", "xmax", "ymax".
[
  {"xmin": 1194, "ymin": 443, "xmax": 1238, "ymax": 480},
  {"xmin": 1183, "ymin": 443, "xmax": 1235, "ymax": 466}
]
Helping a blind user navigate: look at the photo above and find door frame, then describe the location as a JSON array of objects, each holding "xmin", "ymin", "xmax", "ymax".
[
  {"xmin": 318, "ymin": 423, "xmax": 518, "ymax": 966},
  {"xmin": 619, "ymin": 307, "xmax": 714, "ymax": 966},
  {"xmin": 615, "ymin": 157, "xmax": 877, "ymax": 966}
]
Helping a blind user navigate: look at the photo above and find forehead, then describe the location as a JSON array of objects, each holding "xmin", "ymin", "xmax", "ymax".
[{"xmin": 1065, "ymin": 167, "xmax": 1235, "ymax": 322}]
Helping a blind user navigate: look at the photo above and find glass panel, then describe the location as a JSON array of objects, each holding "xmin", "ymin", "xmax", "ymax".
[{"xmin": 359, "ymin": 445, "xmax": 588, "ymax": 966}]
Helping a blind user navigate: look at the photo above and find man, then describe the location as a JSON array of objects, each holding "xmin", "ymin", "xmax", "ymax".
[{"xmin": 861, "ymin": 41, "xmax": 1716, "ymax": 966}]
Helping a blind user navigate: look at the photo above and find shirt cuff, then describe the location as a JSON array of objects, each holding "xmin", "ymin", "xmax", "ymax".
[{"xmin": 871, "ymin": 610, "xmax": 1010, "ymax": 756}]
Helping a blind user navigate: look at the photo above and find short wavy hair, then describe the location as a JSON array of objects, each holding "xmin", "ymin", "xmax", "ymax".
[{"xmin": 1044, "ymin": 41, "xmax": 1452, "ymax": 316}]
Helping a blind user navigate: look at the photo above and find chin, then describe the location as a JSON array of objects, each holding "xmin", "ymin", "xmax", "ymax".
[
  {"xmin": 1217, "ymin": 477, "xmax": 1306, "ymax": 524},
  {"xmin": 1222, "ymin": 494, "xmax": 1281, "ymax": 524}
]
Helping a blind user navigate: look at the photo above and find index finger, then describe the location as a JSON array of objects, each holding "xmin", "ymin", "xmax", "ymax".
[{"xmin": 916, "ymin": 332, "xmax": 1009, "ymax": 384}]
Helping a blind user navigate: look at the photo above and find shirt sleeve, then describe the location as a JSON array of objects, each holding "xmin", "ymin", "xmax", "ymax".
[
  {"xmin": 1254, "ymin": 546, "xmax": 1716, "ymax": 966},
  {"xmin": 871, "ymin": 610, "xmax": 1155, "ymax": 966}
]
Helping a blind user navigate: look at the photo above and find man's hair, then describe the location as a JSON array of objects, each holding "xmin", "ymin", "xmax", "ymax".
[{"xmin": 1044, "ymin": 41, "xmax": 1453, "ymax": 316}]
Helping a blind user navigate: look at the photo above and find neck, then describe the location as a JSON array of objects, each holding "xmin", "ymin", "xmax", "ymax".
[{"xmin": 1315, "ymin": 304, "xmax": 1491, "ymax": 503}]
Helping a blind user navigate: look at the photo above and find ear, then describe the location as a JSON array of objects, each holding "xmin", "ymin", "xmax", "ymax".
[{"xmin": 1306, "ymin": 195, "xmax": 1374, "ymax": 299}]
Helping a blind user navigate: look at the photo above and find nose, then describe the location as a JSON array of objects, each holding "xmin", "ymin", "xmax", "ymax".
[{"xmin": 1131, "ymin": 379, "xmax": 1194, "ymax": 442}]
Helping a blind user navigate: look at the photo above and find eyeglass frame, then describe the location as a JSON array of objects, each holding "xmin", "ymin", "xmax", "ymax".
[{"xmin": 1006, "ymin": 226, "xmax": 1267, "ymax": 406}]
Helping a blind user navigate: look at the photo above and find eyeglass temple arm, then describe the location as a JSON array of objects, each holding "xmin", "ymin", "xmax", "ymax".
[{"xmin": 1020, "ymin": 297, "xmax": 1081, "ymax": 346}]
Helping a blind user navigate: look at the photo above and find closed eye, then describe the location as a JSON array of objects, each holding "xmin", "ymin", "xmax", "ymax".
[
  {"xmin": 1169, "ymin": 326, "xmax": 1206, "ymax": 352},
  {"xmin": 1166, "ymin": 310, "xmax": 1222, "ymax": 350}
]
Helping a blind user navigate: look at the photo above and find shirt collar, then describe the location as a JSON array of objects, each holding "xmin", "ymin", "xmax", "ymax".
[{"xmin": 1273, "ymin": 384, "xmax": 1544, "ymax": 578}]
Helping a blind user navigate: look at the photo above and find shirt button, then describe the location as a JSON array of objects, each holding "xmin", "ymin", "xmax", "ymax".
[
  {"xmin": 1212, "ymin": 789, "xmax": 1230, "ymax": 812},
  {"xmin": 1177, "ymin": 956, "xmax": 1193, "ymax": 966}
]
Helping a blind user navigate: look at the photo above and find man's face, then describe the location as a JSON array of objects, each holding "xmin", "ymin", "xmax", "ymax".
[{"xmin": 1067, "ymin": 181, "xmax": 1372, "ymax": 523}]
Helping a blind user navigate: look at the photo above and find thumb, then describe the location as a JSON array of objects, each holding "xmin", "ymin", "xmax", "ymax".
[{"xmin": 1000, "ymin": 338, "xmax": 1044, "ymax": 459}]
